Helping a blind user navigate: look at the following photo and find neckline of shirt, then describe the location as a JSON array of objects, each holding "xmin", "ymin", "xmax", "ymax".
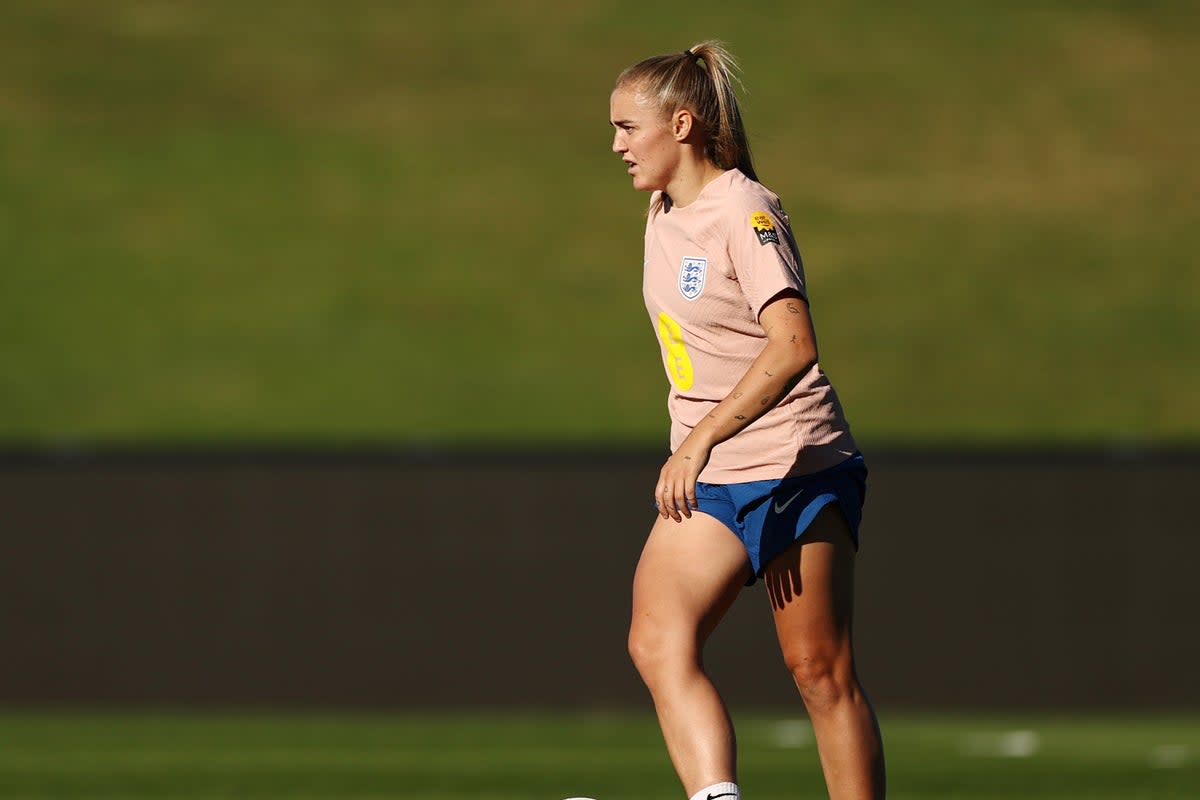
[{"xmin": 662, "ymin": 168, "xmax": 739, "ymax": 215}]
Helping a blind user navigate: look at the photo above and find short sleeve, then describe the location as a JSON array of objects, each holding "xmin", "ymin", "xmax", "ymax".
[{"xmin": 726, "ymin": 203, "xmax": 807, "ymax": 319}]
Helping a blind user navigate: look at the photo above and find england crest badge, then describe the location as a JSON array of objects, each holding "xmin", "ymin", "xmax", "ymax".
[{"xmin": 679, "ymin": 256, "xmax": 707, "ymax": 301}]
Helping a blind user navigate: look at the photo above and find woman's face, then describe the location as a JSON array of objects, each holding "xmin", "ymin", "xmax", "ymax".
[{"xmin": 610, "ymin": 84, "xmax": 680, "ymax": 193}]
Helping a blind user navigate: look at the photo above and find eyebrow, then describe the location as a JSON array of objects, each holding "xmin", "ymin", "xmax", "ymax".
[{"xmin": 611, "ymin": 119, "xmax": 634, "ymax": 127}]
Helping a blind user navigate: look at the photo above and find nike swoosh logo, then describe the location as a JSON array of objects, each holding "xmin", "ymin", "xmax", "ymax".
[
  {"xmin": 707, "ymin": 793, "xmax": 738, "ymax": 800},
  {"xmin": 773, "ymin": 490, "xmax": 804, "ymax": 514}
]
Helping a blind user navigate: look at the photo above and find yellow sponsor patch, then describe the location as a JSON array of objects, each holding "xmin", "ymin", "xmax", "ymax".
[{"xmin": 750, "ymin": 211, "xmax": 780, "ymax": 245}]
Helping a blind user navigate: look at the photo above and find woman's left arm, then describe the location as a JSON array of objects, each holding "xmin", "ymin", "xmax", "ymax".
[{"xmin": 655, "ymin": 289, "xmax": 818, "ymax": 522}]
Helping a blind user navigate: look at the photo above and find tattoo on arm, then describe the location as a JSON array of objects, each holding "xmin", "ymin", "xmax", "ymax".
[{"xmin": 785, "ymin": 302, "xmax": 802, "ymax": 314}]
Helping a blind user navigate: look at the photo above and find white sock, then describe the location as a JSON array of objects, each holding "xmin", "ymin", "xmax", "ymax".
[{"xmin": 688, "ymin": 781, "xmax": 740, "ymax": 800}]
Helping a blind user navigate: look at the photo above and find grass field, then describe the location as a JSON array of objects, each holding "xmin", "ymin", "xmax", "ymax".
[
  {"xmin": 1, "ymin": 2, "xmax": 1198, "ymax": 446},
  {"xmin": 1, "ymin": 712, "xmax": 1197, "ymax": 799}
]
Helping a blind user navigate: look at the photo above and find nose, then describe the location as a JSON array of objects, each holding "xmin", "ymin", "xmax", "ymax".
[{"xmin": 612, "ymin": 129, "xmax": 625, "ymax": 154}]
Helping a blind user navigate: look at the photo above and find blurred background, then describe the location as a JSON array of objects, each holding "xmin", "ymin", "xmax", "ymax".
[
  {"xmin": 2, "ymin": 1, "xmax": 1196, "ymax": 446},
  {"xmin": 1, "ymin": 1, "xmax": 1198, "ymax": 797}
]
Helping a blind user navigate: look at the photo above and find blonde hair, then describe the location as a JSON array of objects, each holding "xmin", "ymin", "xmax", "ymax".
[{"xmin": 615, "ymin": 40, "xmax": 758, "ymax": 182}]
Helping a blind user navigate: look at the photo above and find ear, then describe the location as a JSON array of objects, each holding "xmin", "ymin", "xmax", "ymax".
[{"xmin": 670, "ymin": 108, "xmax": 694, "ymax": 141}]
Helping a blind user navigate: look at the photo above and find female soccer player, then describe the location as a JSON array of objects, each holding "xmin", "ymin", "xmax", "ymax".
[{"xmin": 611, "ymin": 42, "xmax": 886, "ymax": 800}]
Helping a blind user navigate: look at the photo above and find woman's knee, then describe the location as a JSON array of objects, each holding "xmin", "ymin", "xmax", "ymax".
[
  {"xmin": 782, "ymin": 646, "xmax": 858, "ymax": 713},
  {"xmin": 627, "ymin": 620, "xmax": 664, "ymax": 680},
  {"xmin": 628, "ymin": 620, "xmax": 694, "ymax": 689}
]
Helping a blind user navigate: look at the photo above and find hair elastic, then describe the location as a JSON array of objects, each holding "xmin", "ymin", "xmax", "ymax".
[{"xmin": 684, "ymin": 49, "xmax": 696, "ymax": 59}]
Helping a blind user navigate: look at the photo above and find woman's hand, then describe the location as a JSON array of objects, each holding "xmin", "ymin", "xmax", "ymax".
[{"xmin": 655, "ymin": 435, "xmax": 712, "ymax": 522}]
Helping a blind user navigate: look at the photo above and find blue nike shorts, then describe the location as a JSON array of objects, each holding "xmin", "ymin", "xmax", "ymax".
[{"xmin": 694, "ymin": 453, "xmax": 867, "ymax": 584}]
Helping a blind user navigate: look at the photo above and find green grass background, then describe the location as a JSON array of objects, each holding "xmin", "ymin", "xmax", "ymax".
[
  {"xmin": 1, "ymin": 1, "xmax": 1197, "ymax": 446},
  {"xmin": 1, "ymin": 713, "xmax": 1197, "ymax": 799}
]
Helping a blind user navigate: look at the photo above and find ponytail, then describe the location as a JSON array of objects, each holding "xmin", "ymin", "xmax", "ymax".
[{"xmin": 616, "ymin": 40, "xmax": 758, "ymax": 182}]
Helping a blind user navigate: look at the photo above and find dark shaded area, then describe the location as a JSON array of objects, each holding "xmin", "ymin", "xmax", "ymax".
[{"xmin": 1, "ymin": 448, "xmax": 1196, "ymax": 711}]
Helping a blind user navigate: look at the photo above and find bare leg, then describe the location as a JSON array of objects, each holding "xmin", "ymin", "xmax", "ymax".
[
  {"xmin": 628, "ymin": 512, "xmax": 753, "ymax": 796},
  {"xmin": 764, "ymin": 505, "xmax": 886, "ymax": 800}
]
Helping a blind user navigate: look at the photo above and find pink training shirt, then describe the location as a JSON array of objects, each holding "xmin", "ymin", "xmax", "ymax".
[{"xmin": 642, "ymin": 169, "xmax": 858, "ymax": 484}]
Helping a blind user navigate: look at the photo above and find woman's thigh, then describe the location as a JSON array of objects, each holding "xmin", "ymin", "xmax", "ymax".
[
  {"xmin": 631, "ymin": 512, "xmax": 753, "ymax": 653},
  {"xmin": 763, "ymin": 503, "xmax": 857, "ymax": 660}
]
